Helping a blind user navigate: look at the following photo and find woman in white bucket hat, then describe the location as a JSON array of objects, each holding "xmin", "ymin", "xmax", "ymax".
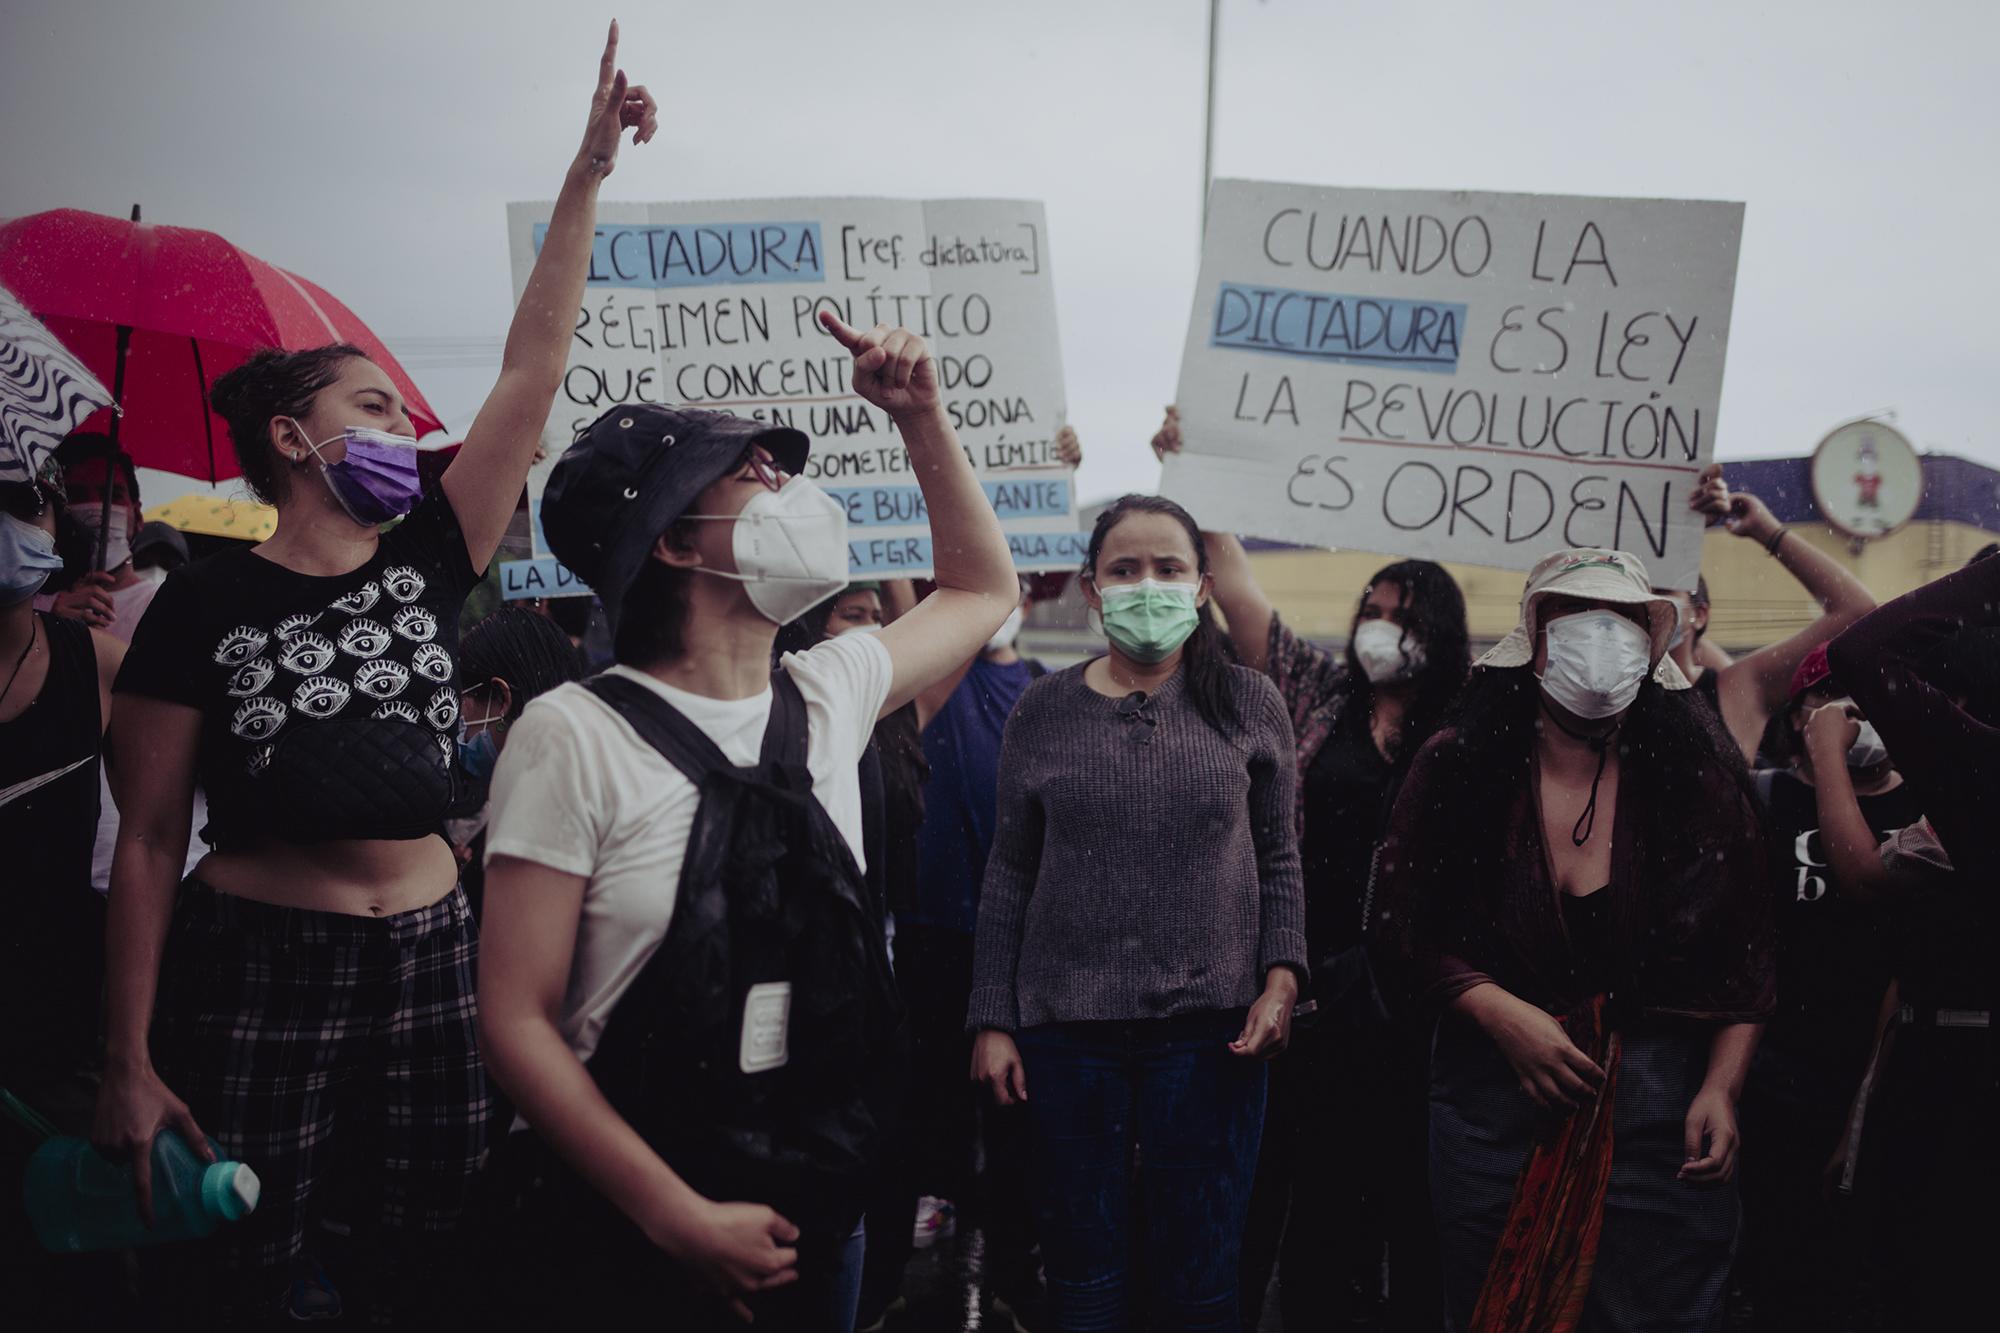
[{"xmin": 1371, "ymin": 547, "xmax": 1773, "ymax": 1331}]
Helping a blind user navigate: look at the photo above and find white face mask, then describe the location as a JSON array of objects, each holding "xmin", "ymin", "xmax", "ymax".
[
  {"xmin": 68, "ymin": 502, "xmax": 133, "ymax": 570},
  {"xmin": 1847, "ymin": 717, "xmax": 1889, "ymax": 771},
  {"xmin": 986, "ymin": 605, "xmax": 1025, "ymax": 654},
  {"xmin": 1539, "ymin": 609, "xmax": 1652, "ymax": 720},
  {"xmin": 686, "ymin": 475, "xmax": 851, "ymax": 625},
  {"xmin": 1351, "ymin": 619, "xmax": 1424, "ymax": 684}
]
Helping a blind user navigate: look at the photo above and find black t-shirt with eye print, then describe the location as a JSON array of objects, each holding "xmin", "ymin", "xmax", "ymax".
[{"xmin": 116, "ymin": 487, "xmax": 481, "ymax": 851}]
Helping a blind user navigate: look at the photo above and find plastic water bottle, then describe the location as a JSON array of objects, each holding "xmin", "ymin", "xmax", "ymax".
[{"xmin": 24, "ymin": 1131, "xmax": 260, "ymax": 1252}]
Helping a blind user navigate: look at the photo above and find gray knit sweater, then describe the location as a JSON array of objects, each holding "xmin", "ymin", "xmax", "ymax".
[{"xmin": 965, "ymin": 660, "xmax": 1309, "ymax": 1032}]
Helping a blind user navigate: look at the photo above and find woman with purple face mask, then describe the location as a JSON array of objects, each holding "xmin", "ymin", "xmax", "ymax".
[{"xmin": 92, "ymin": 24, "xmax": 656, "ymax": 1327}]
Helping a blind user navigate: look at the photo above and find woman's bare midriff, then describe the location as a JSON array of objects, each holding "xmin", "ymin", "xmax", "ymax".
[{"xmin": 194, "ymin": 833, "xmax": 460, "ymax": 917}]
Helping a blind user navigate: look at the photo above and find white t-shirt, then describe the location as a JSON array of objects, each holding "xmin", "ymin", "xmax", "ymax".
[{"xmin": 484, "ymin": 630, "xmax": 893, "ymax": 1064}]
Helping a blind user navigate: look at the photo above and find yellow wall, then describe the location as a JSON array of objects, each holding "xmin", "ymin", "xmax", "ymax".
[{"xmin": 1245, "ymin": 521, "xmax": 1995, "ymax": 652}]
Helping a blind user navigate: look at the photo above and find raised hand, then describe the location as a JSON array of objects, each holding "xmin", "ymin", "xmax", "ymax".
[
  {"xmin": 1150, "ymin": 405, "xmax": 1183, "ymax": 460},
  {"xmin": 578, "ymin": 20, "xmax": 658, "ymax": 176},
  {"xmin": 1055, "ymin": 424, "xmax": 1082, "ymax": 469},
  {"xmin": 1687, "ymin": 462, "xmax": 1779, "ymax": 543},
  {"xmin": 817, "ymin": 312, "xmax": 940, "ymax": 421}
]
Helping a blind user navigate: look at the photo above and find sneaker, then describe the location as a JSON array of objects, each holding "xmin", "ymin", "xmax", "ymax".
[
  {"xmin": 911, "ymin": 1196, "xmax": 958, "ymax": 1250},
  {"xmin": 284, "ymin": 1255, "xmax": 343, "ymax": 1322}
]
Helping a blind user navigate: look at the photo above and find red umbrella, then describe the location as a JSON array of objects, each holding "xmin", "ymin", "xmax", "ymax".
[{"xmin": 0, "ymin": 206, "xmax": 447, "ymax": 489}]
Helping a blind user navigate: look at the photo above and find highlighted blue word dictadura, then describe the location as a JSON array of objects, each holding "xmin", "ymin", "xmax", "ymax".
[
  {"xmin": 1211, "ymin": 282, "xmax": 1465, "ymax": 373},
  {"xmin": 535, "ymin": 222, "xmax": 826, "ymax": 288}
]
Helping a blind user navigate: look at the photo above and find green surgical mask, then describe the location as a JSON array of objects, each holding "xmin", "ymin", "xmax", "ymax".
[{"xmin": 1097, "ymin": 578, "xmax": 1200, "ymax": 663}]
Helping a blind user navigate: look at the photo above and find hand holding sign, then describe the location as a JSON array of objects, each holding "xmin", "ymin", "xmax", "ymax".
[
  {"xmin": 817, "ymin": 311, "xmax": 940, "ymax": 422},
  {"xmin": 577, "ymin": 20, "xmax": 658, "ymax": 178},
  {"xmin": 1689, "ymin": 462, "xmax": 1781, "ymax": 544}
]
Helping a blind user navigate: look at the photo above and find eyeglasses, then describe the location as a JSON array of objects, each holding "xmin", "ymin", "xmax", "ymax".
[{"xmin": 738, "ymin": 445, "xmax": 788, "ymax": 493}]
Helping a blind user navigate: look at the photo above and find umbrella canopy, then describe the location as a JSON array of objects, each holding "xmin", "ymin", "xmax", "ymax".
[
  {"xmin": 143, "ymin": 492, "xmax": 278, "ymax": 543},
  {"xmin": 0, "ymin": 207, "xmax": 447, "ymax": 484},
  {"xmin": 0, "ymin": 280, "xmax": 114, "ymax": 487}
]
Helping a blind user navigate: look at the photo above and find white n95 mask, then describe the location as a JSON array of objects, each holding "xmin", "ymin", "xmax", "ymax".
[
  {"xmin": 1351, "ymin": 619, "xmax": 1424, "ymax": 684},
  {"xmin": 686, "ymin": 475, "xmax": 851, "ymax": 625},
  {"xmin": 1539, "ymin": 610, "xmax": 1651, "ymax": 719}
]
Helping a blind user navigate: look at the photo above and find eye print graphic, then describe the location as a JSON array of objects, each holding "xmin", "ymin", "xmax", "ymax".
[
  {"xmin": 275, "ymin": 612, "xmax": 320, "ymax": 643},
  {"xmin": 383, "ymin": 566, "xmax": 426, "ymax": 603},
  {"xmin": 332, "ymin": 582, "xmax": 382, "ymax": 614},
  {"xmin": 354, "ymin": 660, "xmax": 411, "ymax": 701},
  {"xmin": 373, "ymin": 700, "xmax": 421, "ymax": 725},
  {"xmin": 292, "ymin": 676, "xmax": 352, "ymax": 720},
  {"xmin": 434, "ymin": 733, "xmax": 454, "ymax": 767},
  {"xmin": 425, "ymin": 688, "xmax": 460, "ymax": 732},
  {"xmin": 411, "ymin": 643, "xmax": 453, "ymax": 684},
  {"xmin": 279, "ymin": 633, "xmax": 337, "ymax": 675},
  {"xmin": 392, "ymin": 606, "xmax": 438, "ymax": 643},
  {"xmin": 245, "ymin": 745, "xmax": 275, "ymax": 776},
  {"xmin": 338, "ymin": 618, "xmax": 392, "ymax": 659},
  {"xmin": 213, "ymin": 626, "xmax": 269, "ymax": 667},
  {"xmin": 226, "ymin": 658, "xmax": 276, "ymax": 698},
  {"xmin": 231, "ymin": 697, "xmax": 287, "ymax": 742}
]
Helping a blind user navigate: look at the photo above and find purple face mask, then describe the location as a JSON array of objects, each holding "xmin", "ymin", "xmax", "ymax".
[{"xmin": 293, "ymin": 422, "xmax": 423, "ymax": 526}]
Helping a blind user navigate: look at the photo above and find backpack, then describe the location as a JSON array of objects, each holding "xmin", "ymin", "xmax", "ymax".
[{"xmin": 575, "ymin": 669, "xmax": 907, "ymax": 1245}]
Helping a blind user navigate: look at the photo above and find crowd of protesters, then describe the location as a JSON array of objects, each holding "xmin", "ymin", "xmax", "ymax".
[{"xmin": 6, "ymin": 27, "xmax": 1998, "ymax": 1333}]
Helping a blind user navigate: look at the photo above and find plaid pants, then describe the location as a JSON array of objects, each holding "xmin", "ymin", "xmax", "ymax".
[{"xmin": 151, "ymin": 877, "xmax": 489, "ymax": 1325}]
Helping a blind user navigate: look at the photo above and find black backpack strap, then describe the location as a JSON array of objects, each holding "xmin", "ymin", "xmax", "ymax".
[
  {"xmin": 586, "ymin": 674, "xmax": 732, "ymax": 786},
  {"xmin": 760, "ymin": 668, "xmax": 811, "ymax": 775}
]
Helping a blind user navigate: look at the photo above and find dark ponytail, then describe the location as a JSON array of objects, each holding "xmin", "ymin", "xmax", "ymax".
[
  {"xmin": 209, "ymin": 344, "xmax": 371, "ymax": 504},
  {"xmin": 460, "ymin": 606, "xmax": 586, "ymax": 721},
  {"xmin": 1084, "ymin": 494, "xmax": 1240, "ymax": 734}
]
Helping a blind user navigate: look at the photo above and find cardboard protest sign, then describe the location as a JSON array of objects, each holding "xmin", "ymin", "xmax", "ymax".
[
  {"xmin": 506, "ymin": 197, "xmax": 1075, "ymax": 582},
  {"xmin": 1161, "ymin": 181, "xmax": 1743, "ymax": 590}
]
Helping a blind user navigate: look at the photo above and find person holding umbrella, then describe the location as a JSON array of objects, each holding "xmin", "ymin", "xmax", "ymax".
[{"xmin": 93, "ymin": 23, "xmax": 656, "ymax": 1327}]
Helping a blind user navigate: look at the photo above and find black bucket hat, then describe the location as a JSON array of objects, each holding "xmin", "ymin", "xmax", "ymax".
[{"xmin": 541, "ymin": 405, "xmax": 809, "ymax": 632}]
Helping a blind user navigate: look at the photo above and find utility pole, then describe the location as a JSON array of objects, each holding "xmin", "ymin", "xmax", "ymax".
[{"xmin": 1202, "ymin": 0, "xmax": 1220, "ymax": 238}]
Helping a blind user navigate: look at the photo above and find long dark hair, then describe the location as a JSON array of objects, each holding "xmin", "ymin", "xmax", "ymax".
[
  {"xmin": 1346, "ymin": 558, "xmax": 1469, "ymax": 760},
  {"xmin": 209, "ymin": 343, "xmax": 372, "ymax": 504},
  {"xmin": 1084, "ymin": 494, "xmax": 1239, "ymax": 733},
  {"xmin": 1434, "ymin": 663, "xmax": 1760, "ymax": 902}
]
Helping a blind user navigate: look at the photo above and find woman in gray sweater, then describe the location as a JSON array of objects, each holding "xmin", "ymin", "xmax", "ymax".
[{"xmin": 968, "ymin": 494, "xmax": 1308, "ymax": 1332}]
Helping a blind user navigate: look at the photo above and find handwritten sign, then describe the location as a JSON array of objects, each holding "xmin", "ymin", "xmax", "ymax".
[
  {"xmin": 1161, "ymin": 181, "xmax": 1744, "ymax": 590},
  {"xmin": 499, "ymin": 557, "xmax": 592, "ymax": 601},
  {"xmin": 507, "ymin": 197, "xmax": 1075, "ymax": 578}
]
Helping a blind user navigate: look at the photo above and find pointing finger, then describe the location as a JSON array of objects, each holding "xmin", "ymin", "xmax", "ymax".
[
  {"xmin": 596, "ymin": 20, "xmax": 619, "ymax": 97},
  {"xmin": 817, "ymin": 309, "xmax": 866, "ymax": 350}
]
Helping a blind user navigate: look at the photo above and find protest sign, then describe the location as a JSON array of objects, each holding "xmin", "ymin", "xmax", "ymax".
[
  {"xmin": 499, "ymin": 557, "xmax": 591, "ymax": 601},
  {"xmin": 506, "ymin": 197, "xmax": 1074, "ymax": 581},
  {"xmin": 1160, "ymin": 181, "xmax": 1744, "ymax": 590}
]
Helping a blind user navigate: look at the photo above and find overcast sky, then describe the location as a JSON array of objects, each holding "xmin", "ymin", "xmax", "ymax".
[{"xmin": 5, "ymin": 0, "xmax": 1995, "ymax": 509}]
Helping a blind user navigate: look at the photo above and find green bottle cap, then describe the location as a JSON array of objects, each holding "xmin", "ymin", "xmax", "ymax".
[{"xmin": 200, "ymin": 1161, "xmax": 261, "ymax": 1223}]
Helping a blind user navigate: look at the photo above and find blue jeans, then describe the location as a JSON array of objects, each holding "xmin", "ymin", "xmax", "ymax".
[
  {"xmin": 1017, "ymin": 1013, "xmax": 1267, "ymax": 1332},
  {"xmin": 828, "ymin": 1221, "xmax": 866, "ymax": 1333}
]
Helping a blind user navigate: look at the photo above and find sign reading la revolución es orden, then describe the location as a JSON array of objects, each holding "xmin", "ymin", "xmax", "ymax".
[{"xmin": 1161, "ymin": 180, "xmax": 1744, "ymax": 591}]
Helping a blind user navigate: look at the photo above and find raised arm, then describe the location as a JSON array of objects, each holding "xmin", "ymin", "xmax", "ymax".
[
  {"xmin": 1691, "ymin": 467, "xmax": 1875, "ymax": 758},
  {"xmin": 93, "ymin": 695, "xmax": 208, "ymax": 1221},
  {"xmin": 441, "ymin": 21, "xmax": 657, "ymax": 572},
  {"xmin": 1152, "ymin": 405, "xmax": 1276, "ymax": 668},
  {"xmin": 1801, "ymin": 704, "xmax": 1898, "ymax": 903},
  {"xmin": 820, "ymin": 312, "xmax": 1017, "ymax": 717}
]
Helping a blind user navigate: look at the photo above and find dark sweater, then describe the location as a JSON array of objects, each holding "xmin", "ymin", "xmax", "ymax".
[{"xmin": 965, "ymin": 660, "xmax": 1308, "ymax": 1032}]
